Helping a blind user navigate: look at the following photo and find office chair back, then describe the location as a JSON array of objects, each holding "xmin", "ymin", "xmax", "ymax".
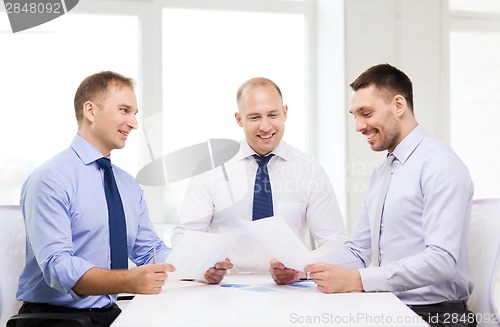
[
  {"xmin": 0, "ymin": 205, "xmax": 26, "ymax": 327},
  {"xmin": 0, "ymin": 205, "xmax": 92, "ymax": 327},
  {"xmin": 468, "ymin": 198, "xmax": 500, "ymax": 327}
]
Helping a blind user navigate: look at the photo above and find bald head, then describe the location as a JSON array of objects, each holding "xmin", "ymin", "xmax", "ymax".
[{"xmin": 236, "ymin": 77, "xmax": 283, "ymax": 112}]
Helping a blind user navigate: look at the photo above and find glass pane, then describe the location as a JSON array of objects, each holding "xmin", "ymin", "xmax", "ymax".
[
  {"xmin": 450, "ymin": 30, "xmax": 500, "ymax": 198},
  {"xmin": 450, "ymin": 0, "xmax": 500, "ymax": 13},
  {"xmin": 162, "ymin": 9, "xmax": 305, "ymax": 154},
  {"xmin": 161, "ymin": 9, "xmax": 306, "ymax": 213},
  {"xmin": 0, "ymin": 13, "xmax": 140, "ymax": 205}
]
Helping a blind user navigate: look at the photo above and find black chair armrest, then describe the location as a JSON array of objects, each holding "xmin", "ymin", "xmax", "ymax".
[{"xmin": 7, "ymin": 312, "xmax": 92, "ymax": 327}]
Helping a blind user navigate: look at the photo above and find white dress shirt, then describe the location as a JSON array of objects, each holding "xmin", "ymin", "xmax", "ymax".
[
  {"xmin": 321, "ymin": 125, "xmax": 474, "ymax": 305},
  {"xmin": 172, "ymin": 140, "xmax": 346, "ymax": 271}
]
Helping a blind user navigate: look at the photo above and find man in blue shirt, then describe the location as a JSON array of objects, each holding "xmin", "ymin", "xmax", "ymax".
[
  {"xmin": 272, "ymin": 64, "xmax": 476, "ymax": 326},
  {"xmin": 16, "ymin": 71, "xmax": 231, "ymax": 326}
]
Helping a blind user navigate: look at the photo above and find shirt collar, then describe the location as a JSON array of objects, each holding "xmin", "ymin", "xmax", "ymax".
[
  {"xmin": 70, "ymin": 134, "xmax": 108, "ymax": 165},
  {"xmin": 237, "ymin": 139, "xmax": 288, "ymax": 161},
  {"xmin": 391, "ymin": 124, "xmax": 426, "ymax": 164}
]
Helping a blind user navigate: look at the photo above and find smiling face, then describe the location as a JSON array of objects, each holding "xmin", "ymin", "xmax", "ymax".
[
  {"xmin": 83, "ymin": 83, "xmax": 138, "ymax": 156},
  {"xmin": 349, "ymin": 85, "xmax": 402, "ymax": 153},
  {"xmin": 235, "ymin": 84, "xmax": 288, "ymax": 156}
]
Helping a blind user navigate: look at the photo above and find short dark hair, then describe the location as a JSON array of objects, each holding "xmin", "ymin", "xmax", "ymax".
[
  {"xmin": 74, "ymin": 71, "xmax": 134, "ymax": 123},
  {"xmin": 350, "ymin": 63, "xmax": 414, "ymax": 112}
]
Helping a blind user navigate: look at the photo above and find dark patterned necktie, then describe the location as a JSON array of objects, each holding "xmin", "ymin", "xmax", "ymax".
[{"xmin": 252, "ymin": 154, "xmax": 275, "ymax": 220}]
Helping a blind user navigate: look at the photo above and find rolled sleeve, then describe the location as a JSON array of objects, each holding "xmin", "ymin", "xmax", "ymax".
[{"xmin": 53, "ymin": 256, "xmax": 95, "ymax": 295}]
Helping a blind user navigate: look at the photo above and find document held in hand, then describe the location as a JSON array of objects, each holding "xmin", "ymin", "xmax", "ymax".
[
  {"xmin": 237, "ymin": 217, "xmax": 316, "ymax": 271},
  {"xmin": 165, "ymin": 230, "xmax": 241, "ymax": 280}
]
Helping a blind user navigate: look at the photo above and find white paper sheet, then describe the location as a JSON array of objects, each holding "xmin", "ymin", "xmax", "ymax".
[
  {"xmin": 237, "ymin": 217, "xmax": 316, "ymax": 271},
  {"xmin": 165, "ymin": 230, "xmax": 242, "ymax": 280},
  {"xmin": 220, "ymin": 225, "xmax": 271, "ymax": 272}
]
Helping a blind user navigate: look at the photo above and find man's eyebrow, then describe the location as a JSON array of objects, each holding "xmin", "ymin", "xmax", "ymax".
[
  {"xmin": 119, "ymin": 103, "xmax": 138, "ymax": 113},
  {"xmin": 349, "ymin": 106, "xmax": 365, "ymax": 115}
]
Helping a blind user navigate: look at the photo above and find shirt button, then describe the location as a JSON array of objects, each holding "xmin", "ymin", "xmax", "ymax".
[{"xmin": 380, "ymin": 250, "xmax": 384, "ymax": 255}]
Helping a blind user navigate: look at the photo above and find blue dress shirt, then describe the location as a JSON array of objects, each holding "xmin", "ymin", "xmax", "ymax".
[
  {"xmin": 17, "ymin": 134, "xmax": 171, "ymax": 309},
  {"xmin": 322, "ymin": 125, "xmax": 474, "ymax": 305}
]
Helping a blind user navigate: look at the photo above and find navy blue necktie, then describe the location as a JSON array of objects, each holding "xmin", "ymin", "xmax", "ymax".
[
  {"xmin": 97, "ymin": 157, "xmax": 128, "ymax": 269},
  {"xmin": 252, "ymin": 154, "xmax": 275, "ymax": 220}
]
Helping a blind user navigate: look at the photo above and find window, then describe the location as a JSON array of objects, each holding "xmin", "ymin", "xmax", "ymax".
[
  {"xmin": 0, "ymin": 13, "xmax": 140, "ymax": 204},
  {"xmin": 160, "ymin": 8, "xmax": 306, "ymax": 215},
  {"xmin": 450, "ymin": 0, "xmax": 500, "ymax": 13},
  {"xmin": 162, "ymin": 8, "xmax": 306, "ymax": 153},
  {"xmin": 450, "ymin": 3, "xmax": 500, "ymax": 198}
]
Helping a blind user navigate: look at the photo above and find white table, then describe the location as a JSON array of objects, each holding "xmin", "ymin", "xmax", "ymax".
[{"xmin": 111, "ymin": 273, "xmax": 429, "ymax": 327}]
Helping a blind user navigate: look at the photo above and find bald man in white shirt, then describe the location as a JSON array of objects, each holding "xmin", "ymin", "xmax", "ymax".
[{"xmin": 172, "ymin": 77, "xmax": 346, "ymax": 275}]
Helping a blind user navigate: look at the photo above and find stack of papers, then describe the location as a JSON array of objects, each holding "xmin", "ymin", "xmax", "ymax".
[
  {"xmin": 236, "ymin": 217, "xmax": 316, "ymax": 271},
  {"xmin": 165, "ymin": 217, "xmax": 316, "ymax": 280}
]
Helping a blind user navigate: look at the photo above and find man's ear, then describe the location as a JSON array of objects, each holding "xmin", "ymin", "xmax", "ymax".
[
  {"xmin": 393, "ymin": 95, "xmax": 407, "ymax": 116},
  {"xmin": 83, "ymin": 101, "xmax": 96, "ymax": 123},
  {"xmin": 235, "ymin": 111, "xmax": 243, "ymax": 127},
  {"xmin": 282, "ymin": 104, "xmax": 288, "ymax": 121}
]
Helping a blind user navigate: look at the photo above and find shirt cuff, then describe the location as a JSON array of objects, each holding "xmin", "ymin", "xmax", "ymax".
[
  {"xmin": 359, "ymin": 267, "xmax": 390, "ymax": 292},
  {"xmin": 156, "ymin": 247, "xmax": 172, "ymax": 264},
  {"xmin": 54, "ymin": 257, "xmax": 96, "ymax": 295}
]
